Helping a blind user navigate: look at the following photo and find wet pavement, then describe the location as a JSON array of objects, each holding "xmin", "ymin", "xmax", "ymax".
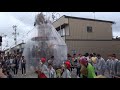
[
  {"xmin": 11, "ymin": 69, "xmax": 38, "ymax": 78},
  {"xmin": 11, "ymin": 68, "xmax": 112, "ymax": 78},
  {"xmin": 11, "ymin": 68, "xmax": 78, "ymax": 78}
]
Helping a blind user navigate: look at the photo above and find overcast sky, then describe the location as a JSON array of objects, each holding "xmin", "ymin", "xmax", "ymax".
[{"xmin": 0, "ymin": 12, "xmax": 120, "ymax": 50}]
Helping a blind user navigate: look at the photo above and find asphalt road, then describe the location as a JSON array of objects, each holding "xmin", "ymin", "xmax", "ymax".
[{"xmin": 11, "ymin": 68, "xmax": 78, "ymax": 78}]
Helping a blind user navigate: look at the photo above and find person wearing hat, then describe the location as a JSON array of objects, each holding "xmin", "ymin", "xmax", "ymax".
[
  {"xmin": 91, "ymin": 56, "xmax": 97, "ymax": 64},
  {"xmin": 56, "ymin": 66, "xmax": 62, "ymax": 78},
  {"xmin": 38, "ymin": 58, "xmax": 49, "ymax": 78},
  {"xmin": 91, "ymin": 54, "xmax": 98, "ymax": 75},
  {"xmin": 80, "ymin": 58, "xmax": 88, "ymax": 78},
  {"xmin": 61, "ymin": 60, "xmax": 71, "ymax": 78},
  {"xmin": 80, "ymin": 57, "xmax": 96, "ymax": 78}
]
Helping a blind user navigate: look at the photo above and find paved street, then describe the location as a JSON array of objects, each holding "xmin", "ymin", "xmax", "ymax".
[
  {"xmin": 10, "ymin": 68, "xmax": 112, "ymax": 78},
  {"xmin": 11, "ymin": 69, "xmax": 38, "ymax": 78},
  {"xmin": 11, "ymin": 68, "xmax": 78, "ymax": 78}
]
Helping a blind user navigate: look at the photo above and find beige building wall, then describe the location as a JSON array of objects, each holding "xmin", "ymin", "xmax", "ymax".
[
  {"xmin": 53, "ymin": 16, "xmax": 119, "ymax": 59},
  {"xmin": 66, "ymin": 40, "xmax": 120, "ymax": 59},
  {"xmin": 66, "ymin": 18, "xmax": 113, "ymax": 40}
]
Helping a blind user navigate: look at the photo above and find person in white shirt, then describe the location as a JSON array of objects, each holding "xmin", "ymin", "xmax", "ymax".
[
  {"xmin": 111, "ymin": 54, "xmax": 118, "ymax": 77},
  {"xmin": 10, "ymin": 56, "xmax": 13, "ymax": 65},
  {"xmin": 116, "ymin": 60, "xmax": 120, "ymax": 77},
  {"xmin": 62, "ymin": 61, "xmax": 71, "ymax": 78},
  {"xmin": 84, "ymin": 53, "xmax": 90, "ymax": 61},
  {"xmin": 105, "ymin": 54, "xmax": 112, "ymax": 78},
  {"xmin": 9, "ymin": 56, "xmax": 14, "ymax": 72},
  {"xmin": 96, "ymin": 54, "xmax": 106, "ymax": 76},
  {"xmin": 48, "ymin": 63, "xmax": 56, "ymax": 78},
  {"xmin": 76, "ymin": 54, "xmax": 82, "ymax": 77}
]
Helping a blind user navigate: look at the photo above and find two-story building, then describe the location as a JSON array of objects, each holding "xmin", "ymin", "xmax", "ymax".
[
  {"xmin": 4, "ymin": 42, "xmax": 25, "ymax": 56},
  {"xmin": 53, "ymin": 15, "xmax": 120, "ymax": 59}
]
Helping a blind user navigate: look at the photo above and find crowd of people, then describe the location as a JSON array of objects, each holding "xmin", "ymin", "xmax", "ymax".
[
  {"xmin": 0, "ymin": 52, "xmax": 120, "ymax": 78},
  {"xmin": 0, "ymin": 54, "xmax": 26, "ymax": 78},
  {"xmin": 37, "ymin": 53, "xmax": 120, "ymax": 78}
]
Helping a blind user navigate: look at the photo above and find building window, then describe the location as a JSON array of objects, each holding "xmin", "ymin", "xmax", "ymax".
[
  {"xmin": 61, "ymin": 28, "xmax": 65, "ymax": 37},
  {"xmin": 87, "ymin": 26, "xmax": 92, "ymax": 32},
  {"xmin": 58, "ymin": 28, "xmax": 65, "ymax": 37},
  {"xmin": 66, "ymin": 28, "xmax": 70, "ymax": 36},
  {"xmin": 58, "ymin": 30, "xmax": 61, "ymax": 36}
]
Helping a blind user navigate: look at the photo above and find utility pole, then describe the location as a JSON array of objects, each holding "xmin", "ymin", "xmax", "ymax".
[{"xmin": 12, "ymin": 25, "xmax": 19, "ymax": 46}]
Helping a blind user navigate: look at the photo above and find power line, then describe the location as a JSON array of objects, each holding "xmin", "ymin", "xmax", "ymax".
[
  {"xmin": 3, "ymin": 27, "xmax": 35, "ymax": 50},
  {"xmin": 2, "ymin": 26, "xmax": 34, "ymax": 41},
  {"xmin": 2, "ymin": 25, "xmax": 35, "ymax": 51},
  {"xmin": 17, "ymin": 27, "xmax": 35, "ymax": 43}
]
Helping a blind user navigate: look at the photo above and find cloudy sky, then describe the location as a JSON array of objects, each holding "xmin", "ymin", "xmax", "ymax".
[{"xmin": 0, "ymin": 12, "xmax": 120, "ymax": 50}]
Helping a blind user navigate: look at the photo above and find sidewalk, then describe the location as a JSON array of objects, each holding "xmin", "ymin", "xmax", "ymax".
[
  {"xmin": 11, "ymin": 69, "xmax": 38, "ymax": 78},
  {"xmin": 11, "ymin": 69, "xmax": 78, "ymax": 78}
]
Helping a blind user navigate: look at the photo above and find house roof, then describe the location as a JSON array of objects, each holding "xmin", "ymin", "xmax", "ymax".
[
  {"xmin": 16, "ymin": 42, "xmax": 25, "ymax": 47},
  {"xmin": 3, "ymin": 43, "xmax": 26, "ymax": 52},
  {"xmin": 4, "ymin": 48, "xmax": 9, "ymax": 51},
  {"xmin": 53, "ymin": 15, "xmax": 115, "ymax": 24},
  {"xmin": 10, "ymin": 42, "xmax": 26, "ymax": 49},
  {"xmin": 64, "ymin": 15, "xmax": 115, "ymax": 24}
]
